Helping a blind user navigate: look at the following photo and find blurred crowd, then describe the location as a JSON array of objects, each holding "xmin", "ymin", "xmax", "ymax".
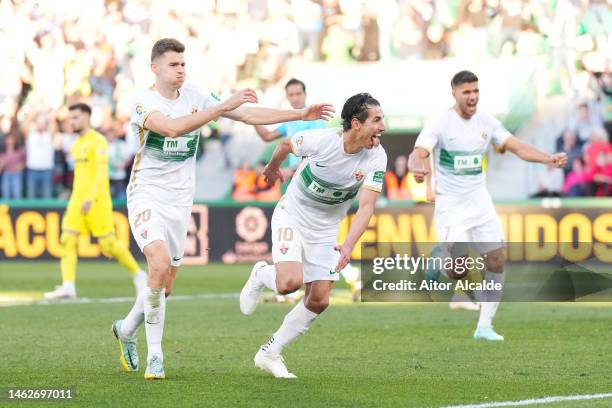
[
  {"xmin": 0, "ymin": 0, "xmax": 610, "ymax": 200},
  {"xmin": 534, "ymin": 101, "xmax": 611, "ymax": 197}
]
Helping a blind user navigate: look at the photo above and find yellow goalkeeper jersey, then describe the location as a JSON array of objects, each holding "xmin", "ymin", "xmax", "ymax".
[{"xmin": 70, "ymin": 129, "xmax": 112, "ymax": 203}]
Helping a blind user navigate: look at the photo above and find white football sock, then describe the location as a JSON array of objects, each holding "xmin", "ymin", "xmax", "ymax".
[
  {"xmin": 144, "ymin": 287, "xmax": 166, "ymax": 362},
  {"xmin": 63, "ymin": 281, "xmax": 76, "ymax": 294},
  {"xmin": 257, "ymin": 264, "xmax": 277, "ymax": 293},
  {"xmin": 477, "ymin": 270, "xmax": 505, "ymax": 329},
  {"xmin": 121, "ymin": 289, "xmax": 146, "ymax": 339},
  {"xmin": 261, "ymin": 300, "xmax": 318, "ymax": 356}
]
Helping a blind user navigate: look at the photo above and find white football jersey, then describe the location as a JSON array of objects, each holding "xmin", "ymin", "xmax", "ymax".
[
  {"xmin": 282, "ymin": 127, "xmax": 387, "ymax": 240},
  {"xmin": 127, "ymin": 83, "xmax": 220, "ymax": 206},
  {"xmin": 415, "ymin": 109, "xmax": 510, "ymax": 196}
]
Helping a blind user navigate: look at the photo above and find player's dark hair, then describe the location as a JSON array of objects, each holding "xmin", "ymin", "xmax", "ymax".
[
  {"xmin": 285, "ymin": 78, "xmax": 306, "ymax": 92},
  {"xmin": 341, "ymin": 93, "xmax": 380, "ymax": 131},
  {"xmin": 451, "ymin": 70, "xmax": 479, "ymax": 87},
  {"xmin": 151, "ymin": 38, "xmax": 185, "ymax": 62},
  {"xmin": 68, "ymin": 103, "xmax": 92, "ymax": 116}
]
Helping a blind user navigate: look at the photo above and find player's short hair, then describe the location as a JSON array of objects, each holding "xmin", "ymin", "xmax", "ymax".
[
  {"xmin": 341, "ymin": 93, "xmax": 380, "ymax": 131},
  {"xmin": 151, "ymin": 38, "xmax": 185, "ymax": 62},
  {"xmin": 451, "ymin": 70, "xmax": 478, "ymax": 87},
  {"xmin": 285, "ymin": 78, "xmax": 306, "ymax": 92},
  {"xmin": 68, "ymin": 103, "xmax": 92, "ymax": 116}
]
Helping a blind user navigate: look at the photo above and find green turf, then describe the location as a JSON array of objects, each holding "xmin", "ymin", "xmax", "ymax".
[{"xmin": 1, "ymin": 261, "xmax": 611, "ymax": 407}]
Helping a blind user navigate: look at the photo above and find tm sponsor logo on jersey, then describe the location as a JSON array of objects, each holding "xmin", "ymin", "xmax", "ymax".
[
  {"xmin": 172, "ymin": 256, "xmax": 183, "ymax": 262},
  {"xmin": 315, "ymin": 162, "xmax": 328, "ymax": 167}
]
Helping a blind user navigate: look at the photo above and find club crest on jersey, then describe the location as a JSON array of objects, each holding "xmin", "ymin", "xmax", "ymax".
[
  {"xmin": 280, "ymin": 246, "xmax": 289, "ymax": 255},
  {"xmin": 296, "ymin": 135, "xmax": 304, "ymax": 147},
  {"xmin": 135, "ymin": 104, "xmax": 144, "ymax": 115},
  {"xmin": 481, "ymin": 132, "xmax": 488, "ymax": 140},
  {"xmin": 354, "ymin": 169, "xmax": 365, "ymax": 181},
  {"xmin": 141, "ymin": 229, "xmax": 148, "ymax": 240},
  {"xmin": 191, "ymin": 106, "xmax": 198, "ymax": 114}
]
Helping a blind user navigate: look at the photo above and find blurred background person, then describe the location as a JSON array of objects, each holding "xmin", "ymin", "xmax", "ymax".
[
  {"xmin": 21, "ymin": 110, "xmax": 55, "ymax": 199},
  {"xmin": 107, "ymin": 129, "xmax": 131, "ymax": 200},
  {"xmin": 0, "ymin": 131, "xmax": 26, "ymax": 199}
]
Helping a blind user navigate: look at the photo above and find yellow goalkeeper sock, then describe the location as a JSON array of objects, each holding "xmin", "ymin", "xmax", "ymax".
[
  {"xmin": 60, "ymin": 233, "xmax": 78, "ymax": 284},
  {"xmin": 99, "ymin": 235, "xmax": 139, "ymax": 275}
]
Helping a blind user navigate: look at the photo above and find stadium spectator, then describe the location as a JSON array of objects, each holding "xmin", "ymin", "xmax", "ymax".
[
  {"xmin": 563, "ymin": 157, "xmax": 590, "ymax": 197},
  {"xmin": 532, "ymin": 164, "xmax": 565, "ymax": 198},
  {"xmin": 590, "ymin": 151, "xmax": 612, "ymax": 196},
  {"xmin": 384, "ymin": 155, "xmax": 410, "ymax": 200},
  {"xmin": 2, "ymin": 0, "xmax": 609, "ymax": 201},
  {"xmin": 547, "ymin": 0, "xmax": 581, "ymax": 93},
  {"xmin": 570, "ymin": 102, "xmax": 605, "ymax": 145},
  {"xmin": 107, "ymin": 131, "xmax": 131, "ymax": 200},
  {"xmin": 0, "ymin": 132, "xmax": 26, "ymax": 199},
  {"xmin": 584, "ymin": 127, "xmax": 612, "ymax": 196},
  {"xmin": 232, "ymin": 161, "xmax": 257, "ymax": 202},
  {"xmin": 556, "ymin": 129, "xmax": 582, "ymax": 174},
  {"xmin": 57, "ymin": 115, "xmax": 77, "ymax": 198},
  {"xmin": 321, "ymin": 22, "xmax": 356, "ymax": 63},
  {"xmin": 292, "ymin": 0, "xmax": 324, "ymax": 61},
  {"xmin": 22, "ymin": 110, "xmax": 55, "ymax": 199},
  {"xmin": 589, "ymin": 71, "xmax": 612, "ymax": 139}
]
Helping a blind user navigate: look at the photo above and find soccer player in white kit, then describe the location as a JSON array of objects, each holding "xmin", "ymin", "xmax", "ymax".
[
  {"xmin": 240, "ymin": 93, "xmax": 387, "ymax": 378},
  {"xmin": 110, "ymin": 38, "xmax": 334, "ymax": 379},
  {"xmin": 409, "ymin": 71, "xmax": 567, "ymax": 341}
]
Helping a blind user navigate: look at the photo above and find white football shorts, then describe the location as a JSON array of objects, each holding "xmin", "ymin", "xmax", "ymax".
[
  {"xmin": 127, "ymin": 191, "xmax": 192, "ymax": 267},
  {"xmin": 271, "ymin": 204, "xmax": 340, "ymax": 283},
  {"xmin": 434, "ymin": 187, "xmax": 505, "ymax": 255}
]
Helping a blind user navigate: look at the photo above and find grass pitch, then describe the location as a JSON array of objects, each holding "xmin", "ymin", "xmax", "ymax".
[{"xmin": 1, "ymin": 261, "xmax": 611, "ymax": 407}]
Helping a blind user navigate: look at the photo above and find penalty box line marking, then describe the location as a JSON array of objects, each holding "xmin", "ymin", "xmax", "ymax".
[{"xmin": 442, "ymin": 392, "xmax": 612, "ymax": 408}]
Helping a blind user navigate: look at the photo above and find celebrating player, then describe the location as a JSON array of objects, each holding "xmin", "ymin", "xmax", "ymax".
[
  {"xmin": 239, "ymin": 93, "xmax": 387, "ymax": 378},
  {"xmin": 44, "ymin": 103, "xmax": 146, "ymax": 300},
  {"xmin": 409, "ymin": 71, "xmax": 567, "ymax": 341},
  {"xmin": 255, "ymin": 78, "xmax": 364, "ymax": 301},
  {"xmin": 110, "ymin": 38, "xmax": 334, "ymax": 379}
]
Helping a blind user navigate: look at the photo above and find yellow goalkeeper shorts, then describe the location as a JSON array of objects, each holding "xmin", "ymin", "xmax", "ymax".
[{"xmin": 62, "ymin": 198, "xmax": 115, "ymax": 237}]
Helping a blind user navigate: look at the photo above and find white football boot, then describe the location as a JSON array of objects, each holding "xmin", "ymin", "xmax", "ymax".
[
  {"xmin": 240, "ymin": 261, "xmax": 268, "ymax": 315},
  {"xmin": 254, "ymin": 349, "xmax": 297, "ymax": 379}
]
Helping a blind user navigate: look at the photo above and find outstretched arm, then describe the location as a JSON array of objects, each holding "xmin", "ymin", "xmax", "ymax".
[
  {"xmin": 254, "ymin": 125, "xmax": 283, "ymax": 142},
  {"xmin": 222, "ymin": 103, "xmax": 335, "ymax": 125},
  {"xmin": 505, "ymin": 136, "xmax": 567, "ymax": 167},
  {"xmin": 334, "ymin": 189, "xmax": 379, "ymax": 272},
  {"xmin": 408, "ymin": 147, "xmax": 431, "ymax": 183},
  {"xmin": 144, "ymin": 89, "xmax": 258, "ymax": 138}
]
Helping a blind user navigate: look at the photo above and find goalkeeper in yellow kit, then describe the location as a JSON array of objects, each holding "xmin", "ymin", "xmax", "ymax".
[{"xmin": 44, "ymin": 103, "xmax": 146, "ymax": 299}]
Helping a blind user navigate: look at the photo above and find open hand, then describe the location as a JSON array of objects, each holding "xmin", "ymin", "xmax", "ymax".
[
  {"xmin": 301, "ymin": 103, "xmax": 335, "ymax": 121},
  {"xmin": 222, "ymin": 88, "xmax": 258, "ymax": 112},
  {"xmin": 333, "ymin": 243, "xmax": 353, "ymax": 273}
]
